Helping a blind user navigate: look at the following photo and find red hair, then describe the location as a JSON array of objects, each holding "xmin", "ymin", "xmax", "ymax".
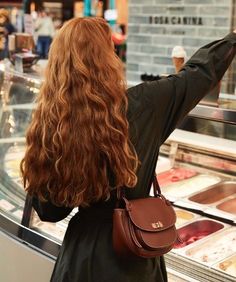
[{"xmin": 20, "ymin": 17, "xmax": 138, "ymax": 207}]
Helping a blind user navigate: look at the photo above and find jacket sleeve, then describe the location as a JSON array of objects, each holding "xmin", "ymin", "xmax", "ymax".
[
  {"xmin": 32, "ymin": 195, "xmax": 73, "ymax": 222},
  {"xmin": 137, "ymin": 32, "xmax": 236, "ymax": 144}
]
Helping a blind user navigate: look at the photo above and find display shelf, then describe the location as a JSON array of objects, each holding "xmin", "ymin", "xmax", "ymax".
[{"xmin": 189, "ymin": 95, "xmax": 236, "ymax": 125}]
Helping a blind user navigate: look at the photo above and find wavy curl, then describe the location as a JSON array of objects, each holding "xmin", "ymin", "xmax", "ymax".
[{"xmin": 20, "ymin": 17, "xmax": 138, "ymax": 207}]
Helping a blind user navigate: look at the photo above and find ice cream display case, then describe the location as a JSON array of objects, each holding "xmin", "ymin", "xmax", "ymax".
[
  {"xmin": 0, "ymin": 62, "xmax": 236, "ymax": 282},
  {"xmin": 157, "ymin": 127, "xmax": 236, "ymax": 280},
  {"xmin": 0, "ymin": 61, "xmax": 38, "ymax": 227}
]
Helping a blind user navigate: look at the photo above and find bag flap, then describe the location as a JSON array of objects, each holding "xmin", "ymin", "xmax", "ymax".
[
  {"xmin": 125, "ymin": 197, "xmax": 176, "ymax": 232},
  {"xmin": 137, "ymin": 225, "xmax": 177, "ymax": 249}
]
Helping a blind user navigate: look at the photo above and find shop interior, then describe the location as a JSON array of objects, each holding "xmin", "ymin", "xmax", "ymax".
[{"xmin": 0, "ymin": 1, "xmax": 236, "ymax": 282}]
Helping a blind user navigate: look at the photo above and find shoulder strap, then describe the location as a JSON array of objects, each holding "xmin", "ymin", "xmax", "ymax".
[
  {"xmin": 116, "ymin": 174, "xmax": 162, "ymax": 201},
  {"xmin": 153, "ymin": 174, "xmax": 162, "ymax": 197}
]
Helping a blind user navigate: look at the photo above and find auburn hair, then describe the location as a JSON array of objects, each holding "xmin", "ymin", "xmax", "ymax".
[{"xmin": 20, "ymin": 17, "xmax": 138, "ymax": 207}]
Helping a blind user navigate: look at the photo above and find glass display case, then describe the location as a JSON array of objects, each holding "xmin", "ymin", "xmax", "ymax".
[
  {"xmin": 0, "ymin": 62, "xmax": 236, "ymax": 282},
  {"xmin": 0, "ymin": 62, "xmax": 38, "ymax": 226},
  {"xmin": 157, "ymin": 136, "xmax": 236, "ymax": 282},
  {"xmin": 0, "ymin": 62, "xmax": 69, "ymax": 258},
  {"xmin": 157, "ymin": 110, "xmax": 236, "ymax": 282}
]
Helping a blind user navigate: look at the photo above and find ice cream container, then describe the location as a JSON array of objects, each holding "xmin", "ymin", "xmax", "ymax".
[
  {"xmin": 172, "ymin": 57, "xmax": 185, "ymax": 73},
  {"xmin": 171, "ymin": 45, "xmax": 187, "ymax": 73},
  {"xmin": 161, "ymin": 174, "xmax": 221, "ymax": 199},
  {"xmin": 215, "ymin": 255, "xmax": 236, "ymax": 277},
  {"xmin": 189, "ymin": 181, "xmax": 236, "ymax": 205},
  {"xmin": 185, "ymin": 227, "xmax": 236, "ymax": 265},
  {"xmin": 157, "ymin": 167, "xmax": 197, "ymax": 187},
  {"xmin": 175, "ymin": 208, "xmax": 197, "ymax": 228},
  {"xmin": 174, "ymin": 219, "xmax": 224, "ymax": 249},
  {"xmin": 216, "ymin": 197, "xmax": 236, "ymax": 215}
]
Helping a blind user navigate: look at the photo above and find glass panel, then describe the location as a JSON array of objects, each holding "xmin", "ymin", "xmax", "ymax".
[
  {"xmin": 0, "ymin": 63, "xmax": 78, "ymax": 243},
  {"xmin": 179, "ymin": 117, "xmax": 236, "ymax": 141},
  {"xmin": 0, "ymin": 65, "xmax": 39, "ymax": 223}
]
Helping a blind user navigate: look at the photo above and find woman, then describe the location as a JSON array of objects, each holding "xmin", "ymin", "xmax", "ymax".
[
  {"xmin": 0, "ymin": 9, "xmax": 15, "ymax": 60},
  {"xmin": 35, "ymin": 9, "xmax": 55, "ymax": 59},
  {"xmin": 21, "ymin": 17, "xmax": 236, "ymax": 282}
]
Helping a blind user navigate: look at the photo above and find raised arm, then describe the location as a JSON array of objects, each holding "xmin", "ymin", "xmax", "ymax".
[{"xmin": 136, "ymin": 32, "xmax": 236, "ymax": 145}]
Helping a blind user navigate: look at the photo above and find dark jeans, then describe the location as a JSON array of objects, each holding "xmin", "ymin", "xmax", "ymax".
[{"xmin": 36, "ymin": 36, "xmax": 52, "ymax": 59}]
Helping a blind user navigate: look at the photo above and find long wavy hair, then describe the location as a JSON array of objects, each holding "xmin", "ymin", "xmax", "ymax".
[{"xmin": 20, "ymin": 17, "xmax": 138, "ymax": 207}]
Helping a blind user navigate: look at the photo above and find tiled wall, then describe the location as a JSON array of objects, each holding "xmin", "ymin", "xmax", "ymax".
[{"xmin": 126, "ymin": 0, "xmax": 236, "ymax": 94}]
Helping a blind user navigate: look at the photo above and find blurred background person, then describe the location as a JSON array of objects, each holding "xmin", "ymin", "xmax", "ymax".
[
  {"xmin": 34, "ymin": 9, "xmax": 55, "ymax": 59},
  {"xmin": 112, "ymin": 24, "xmax": 126, "ymax": 62},
  {"xmin": 171, "ymin": 45, "xmax": 187, "ymax": 73},
  {"xmin": 0, "ymin": 9, "xmax": 16, "ymax": 60}
]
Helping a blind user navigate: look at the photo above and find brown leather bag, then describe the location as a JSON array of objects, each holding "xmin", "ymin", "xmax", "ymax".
[{"xmin": 113, "ymin": 175, "xmax": 177, "ymax": 258}]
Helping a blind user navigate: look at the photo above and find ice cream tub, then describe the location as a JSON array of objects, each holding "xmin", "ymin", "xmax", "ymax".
[
  {"xmin": 188, "ymin": 181, "xmax": 236, "ymax": 205},
  {"xmin": 185, "ymin": 227, "xmax": 236, "ymax": 265},
  {"xmin": 161, "ymin": 174, "xmax": 221, "ymax": 199},
  {"xmin": 214, "ymin": 255, "xmax": 236, "ymax": 277},
  {"xmin": 216, "ymin": 197, "xmax": 236, "ymax": 215},
  {"xmin": 157, "ymin": 167, "xmax": 197, "ymax": 187},
  {"xmin": 174, "ymin": 219, "xmax": 224, "ymax": 249},
  {"xmin": 174, "ymin": 208, "xmax": 198, "ymax": 228}
]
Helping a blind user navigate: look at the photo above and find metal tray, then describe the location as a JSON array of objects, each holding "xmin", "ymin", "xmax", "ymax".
[
  {"xmin": 174, "ymin": 219, "xmax": 224, "ymax": 249},
  {"xmin": 213, "ymin": 254, "xmax": 236, "ymax": 278},
  {"xmin": 174, "ymin": 208, "xmax": 199, "ymax": 228},
  {"xmin": 161, "ymin": 173, "xmax": 221, "ymax": 200},
  {"xmin": 188, "ymin": 181, "xmax": 236, "ymax": 204},
  {"xmin": 184, "ymin": 227, "xmax": 236, "ymax": 266}
]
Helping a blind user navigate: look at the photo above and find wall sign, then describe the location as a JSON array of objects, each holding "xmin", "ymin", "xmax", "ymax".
[{"xmin": 149, "ymin": 16, "xmax": 203, "ymax": 26}]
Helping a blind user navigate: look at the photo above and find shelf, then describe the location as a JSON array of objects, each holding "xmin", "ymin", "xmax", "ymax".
[{"xmin": 189, "ymin": 96, "xmax": 236, "ymax": 125}]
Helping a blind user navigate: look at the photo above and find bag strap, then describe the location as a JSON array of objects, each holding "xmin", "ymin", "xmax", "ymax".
[
  {"xmin": 153, "ymin": 173, "xmax": 162, "ymax": 197},
  {"xmin": 116, "ymin": 174, "xmax": 162, "ymax": 201}
]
